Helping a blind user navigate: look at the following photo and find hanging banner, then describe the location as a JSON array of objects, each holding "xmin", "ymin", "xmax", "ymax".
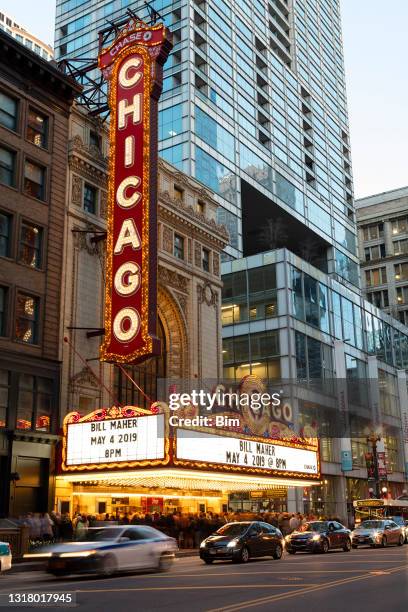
[{"xmin": 98, "ymin": 22, "xmax": 172, "ymax": 363}]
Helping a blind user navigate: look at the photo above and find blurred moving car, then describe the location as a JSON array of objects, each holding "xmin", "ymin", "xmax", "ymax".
[
  {"xmin": 27, "ymin": 526, "xmax": 177, "ymax": 577},
  {"xmin": 285, "ymin": 521, "xmax": 351, "ymax": 554},
  {"xmin": 351, "ymin": 519, "xmax": 405, "ymax": 548},
  {"xmin": 199, "ymin": 521, "xmax": 284, "ymax": 564},
  {"xmin": 0, "ymin": 541, "xmax": 12, "ymax": 573},
  {"xmin": 389, "ymin": 516, "xmax": 408, "ymax": 543}
]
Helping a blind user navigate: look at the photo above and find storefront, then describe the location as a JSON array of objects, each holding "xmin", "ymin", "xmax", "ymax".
[{"xmin": 56, "ymin": 405, "xmax": 321, "ymax": 518}]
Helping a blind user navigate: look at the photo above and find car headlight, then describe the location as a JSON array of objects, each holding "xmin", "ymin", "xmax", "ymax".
[
  {"xmin": 59, "ymin": 550, "xmax": 96, "ymax": 558},
  {"xmin": 227, "ymin": 539, "xmax": 239, "ymax": 548},
  {"xmin": 285, "ymin": 535, "xmax": 291, "ymax": 542},
  {"xmin": 372, "ymin": 531, "xmax": 381, "ymax": 539},
  {"xmin": 312, "ymin": 534, "xmax": 321, "ymax": 541},
  {"xmin": 200, "ymin": 541, "xmax": 207, "ymax": 548}
]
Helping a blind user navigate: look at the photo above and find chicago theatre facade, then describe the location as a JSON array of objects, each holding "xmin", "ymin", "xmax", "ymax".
[{"xmin": 55, "ymin": 22, "xmax": 321, "ymax": 518}]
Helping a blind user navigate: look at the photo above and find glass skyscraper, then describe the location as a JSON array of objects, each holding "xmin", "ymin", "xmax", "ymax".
[{"xmin": 55, "ymin": 0, "xmax": 358, "ymax": 277}]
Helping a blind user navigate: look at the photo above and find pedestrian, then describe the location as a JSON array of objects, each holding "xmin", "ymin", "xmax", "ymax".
[{"xmin": 40, "ymin": 513, "xmax": 54, "ymax": 541}]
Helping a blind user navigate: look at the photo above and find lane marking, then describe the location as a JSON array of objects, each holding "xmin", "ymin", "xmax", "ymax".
[{"xmin": 206, "ymin": 563, "xmax": 408, "ymax": 612}]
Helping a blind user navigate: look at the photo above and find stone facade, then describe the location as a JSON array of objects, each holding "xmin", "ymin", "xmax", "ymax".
[
  {"xmin": 0, "ymin": 31, "xmax": 80, "ymax": 517},
  {"xmin": 60, "ymin": 106, "xmax": 228, "ymax": 421}
]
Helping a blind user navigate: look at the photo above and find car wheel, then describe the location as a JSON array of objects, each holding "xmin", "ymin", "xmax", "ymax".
[
  {"xmin": 397, "ymin": 535, "xmax": 404, "ymax": 547},
  {"xmin": 238, "ymin": 546, "xmax": 250, "ymax": 563},
  {"xmin": 343, "ymin": 539, "xmax": 352, "ymax": 552},
  {"xmin": 158, "ymin": 553, "xmax": 173, "ymax": 572},
  {"xmin": 204, "ymin": 558, "xmax": 214, "ymax": 565},
  {"xmin": 101, "ymin": 554, "xmax": 117, "ymax": 577},
  {"xmin": 321, "ymin": 539, "xmax": 329, "ymax": 554},
  {"xmin": 381, "ymin": 536, "xmax": 387, "ymax": 548},
  {"xmin": 272, "ymin": 544, "xmax": 283, "ymax": 560}
]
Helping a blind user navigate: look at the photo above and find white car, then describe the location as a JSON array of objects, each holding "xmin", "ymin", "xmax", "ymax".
[
  {"xmin": 0, "ymin": 541, "xmax": 12, "ymax": 573},
  {"xmin": 31, "ymin": 526, "xmax": 177, "ymax": 577}
]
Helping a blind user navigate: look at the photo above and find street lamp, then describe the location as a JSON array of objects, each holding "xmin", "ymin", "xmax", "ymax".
[{"xmin": 366, "ymin": 432, "xmax": 381, "ymax": 498}]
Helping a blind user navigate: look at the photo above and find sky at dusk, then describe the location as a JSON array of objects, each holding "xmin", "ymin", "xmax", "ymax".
[{"xmin": 1, "ymin": 0, "xmax": 407, "ymax": 199}]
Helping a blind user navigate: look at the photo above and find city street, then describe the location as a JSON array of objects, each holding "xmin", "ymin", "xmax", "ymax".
[{"xmin": 1, "ymin": 547, "xmax": 407, "ymax": 611}]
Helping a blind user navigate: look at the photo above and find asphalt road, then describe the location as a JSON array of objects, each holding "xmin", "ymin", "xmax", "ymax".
[{"xmin": 1, "ymin": 546, "xmax": 407, "ymax": 612}]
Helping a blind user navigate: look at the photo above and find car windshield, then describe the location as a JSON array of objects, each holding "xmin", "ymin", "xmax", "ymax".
[
  {"xmin": 360, "ymin": 521, "xmax": 384, "ymax": 529},
  {"xmin": 216, "ymin": 523, "xmax": 249, "ymax": 537},
  {"xmin": 78, "ymin": 528, "xmax": 123, "ymax": 541},
  {"xmin": 298, "ymin": 522, "xmax": 327, "ymax": 533}
]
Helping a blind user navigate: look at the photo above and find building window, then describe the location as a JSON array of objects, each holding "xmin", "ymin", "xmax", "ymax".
[
  {"xmin": 394, "ymin": 262, "xmax": 408, "ymax": 281},
  {"xmin": 197, "ymin": 200, "xmax": 205, "ymax": 215},
  {"xmin": 16, "ymin": 374, "xmax": 53, "ymax": 432},
  {"xmin": 174, "ymin": 234, "xmax": 184, "ymax": 260},
  {"xmin": 391, "ymin": 217, "xmax": 408, "ymax": 236},
  {"xmin": 15, "ymin": 293, "xmax": 39, "ymax": 344},
  {"xmin": 174, "ymin": 185, "xmax": 184, "ymax": 201},
  {"xmin": 396, "ymin": 286, "xmax": 408, "ymax": 305},
  {"xmin": 0, "ymin": 146, "xmax": 16, "ymax": 187},
  {"xmin": 24, "ymin": 160, "xmax": 45, "ymax": 200},
  {"xmin": 202, "ymin": 248, "xmax": 210, "ymax": 272},
  {"xmin": 0, "ymin": 286, "xmax": 7, "ymax": 336},
  {"xmin": 0, "ymin": 211, "xmax": 11, "ymax": 257},
  {"xmin": 364, "ymin": 243, "xmax": 386, "ymax": 261},
  {"xmin": 0, "ymin": 369, "xmax": 9, "ymax": 427},
  {"xmin": 89, "ymin": 130, "xmax": 101, "ymax": 149},
  {"xmin": 83, "ymin": 183, "xmax": 97, "ymax": 214},
  {"xmin": 27, "ymin": 108, "xmax": 48, "ymax": 148},
  {"xmin": 393, "ymin": 239, "xmax": 408, "ymax": 256},
  {"xmin": 19, "ymin": 221, "xmax": 43, "ymax": 269},
  {"xmin": 362, "ymin": 222, "xmax": 384, "ymax": 241},
  {"xmin": 0, "ymin": 91, "xmax": 18, "ymax": 131},
  {"xmin": 367, "ymin": 290, "xmax": 389, "ymax": 309},
  {"xmin": 365, "ymin": 267, "xmax": 387, "ymax": 287}
]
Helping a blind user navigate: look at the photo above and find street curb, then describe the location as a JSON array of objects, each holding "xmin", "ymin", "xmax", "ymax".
[{"xmin": 9, "ymin": 550, "xmax": 199, "ymax": 573}]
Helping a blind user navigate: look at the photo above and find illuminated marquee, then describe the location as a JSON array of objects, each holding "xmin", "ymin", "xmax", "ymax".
[
  {"xmin": 99, "ymin": 22, "xmax": 172, "ymax": 363},
  {"xmin": 62, "ymin": 406, "xmax": 169, "ymax": 472}
]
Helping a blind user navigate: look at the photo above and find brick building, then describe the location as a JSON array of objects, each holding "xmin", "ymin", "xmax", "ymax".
[{"xmin": 0, "ymin": 30, "xmax": 80, "ymax": 517}]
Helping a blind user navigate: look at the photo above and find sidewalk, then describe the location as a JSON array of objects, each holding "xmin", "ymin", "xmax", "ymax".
[{"xmin": 9, "ymin": 548, "xmax": 199, "ymax": 573}]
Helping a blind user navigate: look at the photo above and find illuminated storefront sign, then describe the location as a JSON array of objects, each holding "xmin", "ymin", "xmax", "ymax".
[
  {"xmin": 62, "ymin": 407, "xmax": 168, "ymax": 472},
  {"xmin": 174, "ymin": 429, "xmax": 320, "ymax": 479},
  {"xmin": 98, "ymin": 22, "xmax": 172, "ymax": 363}
]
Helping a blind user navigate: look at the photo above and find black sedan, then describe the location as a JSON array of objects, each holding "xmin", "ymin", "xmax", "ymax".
[
  {"xmin": 199, "ymin": 521, "xmax": 284, "ymax": 564},
  {"xmin": 285, "ymin": 521, "xmax": 352, "ymax": 554}
]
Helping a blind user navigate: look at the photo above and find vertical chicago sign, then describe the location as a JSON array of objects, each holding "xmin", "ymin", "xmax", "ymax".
[{"xmin": 99, "ymin": 23, "xmax": 172, "ymax": 363}]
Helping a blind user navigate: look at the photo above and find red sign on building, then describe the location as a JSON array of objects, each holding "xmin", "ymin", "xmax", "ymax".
[{"xmin": 99, "ymin": 22, "xmax": 172, "ymax": 363}]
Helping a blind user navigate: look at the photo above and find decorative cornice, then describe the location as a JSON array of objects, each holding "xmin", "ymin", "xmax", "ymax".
[
  {"xmin": 158, "ymin": 190, "xmax": 229, "ymax": 245},
  {"xmin": 69, "ymin": 135, "xmax": 108, "ymax": 167},
  {"xmin": 69, "ymin": 155, "xmax": 108, "ymax": 187}
]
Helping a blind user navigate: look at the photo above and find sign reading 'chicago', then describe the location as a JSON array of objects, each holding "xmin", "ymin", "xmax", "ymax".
[{"xmin": 99, "ymin": 23, "xmax": 172, "ymax": 363}]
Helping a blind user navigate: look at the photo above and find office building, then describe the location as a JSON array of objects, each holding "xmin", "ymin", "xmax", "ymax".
[
  {"xmin": 0, "ymin": 11, "xmax": 53, "ymax": 61},
  {"xmin": 356, "ymin": 187, "xmax": 408, "ymax": 326},
  {"xmin": 0, "ymin": 30, "xmax": 80, "ymax": 517}
]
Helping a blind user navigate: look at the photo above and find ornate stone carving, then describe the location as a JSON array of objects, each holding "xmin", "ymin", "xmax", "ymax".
[
  {"xmin": 213, "ymin": 252, "xmax": 220, "ymax": 277},
  {"xmin": 71, "ymin": 174, "xmax": 82, "ymax": 206},
  {"xmin": 197, "ymin": 282, "xmax": 218, "ymax": 308},
  {"xmin": 194, "ymin": 241, "xmax": 202, "ymax": 267},
  {"xmin": 174, "ymin": 291, "xmax": 188, "ymax": 314},
  {"xmin": 73, "ymin": 223, "xmax": 101, "ymax": 255},
  {"xmin": 100, "ymin": 190, "xmax": 108, "ymax": 219},
  {"xmin": 69, "ymin": 135, "xmax": 108, "ymax": 166},
  {"xmin": 158, "ymin": 265, "xmax": 189, "ymax": 293},
  {"xmin": 69, "ymin": 366, "xmax": 99, "ymax": 390},
  {"xmin": 162, "ymin": 225, "xmax": 173, "ymax": 254}
]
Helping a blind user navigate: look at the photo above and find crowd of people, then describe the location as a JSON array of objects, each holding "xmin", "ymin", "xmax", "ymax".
[{"xmin": 22, "ymin": 510, "xmax": 343, "ymax": 550}]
